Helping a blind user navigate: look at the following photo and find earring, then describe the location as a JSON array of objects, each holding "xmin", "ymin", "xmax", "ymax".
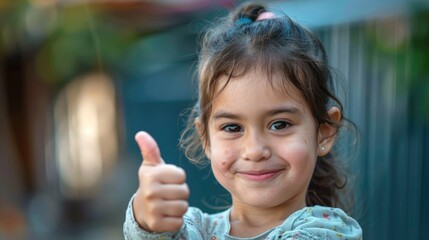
[{"xmin": 320, "ymin": 146, "xmax": 325, "ymax": 151}]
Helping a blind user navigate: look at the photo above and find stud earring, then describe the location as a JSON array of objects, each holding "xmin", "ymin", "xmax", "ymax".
[{"xmin": 320, "ymin": 146, "xmax": 325, "ymax": 151}]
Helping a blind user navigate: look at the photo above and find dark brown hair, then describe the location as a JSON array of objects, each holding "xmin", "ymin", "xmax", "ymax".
[{"xmin": 181, "ymin": 2, "xmax": 353, "ymax": 211}]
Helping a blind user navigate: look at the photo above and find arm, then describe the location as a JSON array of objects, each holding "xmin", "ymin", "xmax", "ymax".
[{"xmin": 123, "ymin": 131, "xmax": 190, "ymax": 239}]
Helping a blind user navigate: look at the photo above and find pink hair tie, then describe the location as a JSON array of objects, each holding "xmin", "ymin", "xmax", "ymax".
[{"xmin": 256, "ymin": 12, "xmax": 276, "ymax": 21}]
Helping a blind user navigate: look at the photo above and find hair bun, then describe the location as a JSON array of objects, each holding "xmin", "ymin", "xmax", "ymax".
[{"xmin": 232, "ymin": 2, "xmax": 267, "ymax": 24}]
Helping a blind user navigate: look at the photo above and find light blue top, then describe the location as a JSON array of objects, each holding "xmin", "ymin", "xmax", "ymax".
[{"xmin": 123, "ymin": 196, "xmax": 362, "ymax": 240}]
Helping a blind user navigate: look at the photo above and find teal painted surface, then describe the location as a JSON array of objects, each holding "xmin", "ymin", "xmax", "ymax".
[
  {"xmin": 119, "ymin": 25, "xmax": 230, "ymax": 214},
  {"xmin": 315, "ymin": 9, "xmax": 429, "ymax": 239}
]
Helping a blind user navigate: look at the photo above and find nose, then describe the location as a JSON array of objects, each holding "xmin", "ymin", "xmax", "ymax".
[{"xmin": 241, "ymin": 131, "xmax": 271, "ymax": 162}]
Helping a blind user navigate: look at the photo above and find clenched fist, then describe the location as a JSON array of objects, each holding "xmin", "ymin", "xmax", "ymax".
[{"xmin": 132, "ymin": 131, "xmax": 189, "ymax": 232}]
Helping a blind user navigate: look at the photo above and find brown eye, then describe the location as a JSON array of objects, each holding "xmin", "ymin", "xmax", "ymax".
[
  {"xmin": 222, "ymin": 124, "xmax": 243, "ymax": 133},
  {"xmin": 269, "ymin": 121, "xmax": 290, "ymax": 130}
]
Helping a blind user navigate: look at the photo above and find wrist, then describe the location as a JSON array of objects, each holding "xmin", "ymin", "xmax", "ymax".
[{"xmin": 131, "ymin": 192, "xmax": 152, "ymax": 232}]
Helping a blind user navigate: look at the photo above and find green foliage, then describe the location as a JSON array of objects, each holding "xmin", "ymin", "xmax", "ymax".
[
  {"xmin": 365, "ymin": 6, "xmax": 429, "ymax": 122},
  {"xmin": 1, "ymin": 2, "xmax": 139, "ymax": 84}
]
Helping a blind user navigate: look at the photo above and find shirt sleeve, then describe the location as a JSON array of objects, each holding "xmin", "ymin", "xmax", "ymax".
[
  {"xmin": 123, "ymin": 195, "xmax": 206, "ymax": 240},
  {"xmin": 275, "ymin": 206, "xmax": 363, "ymax": 240}
]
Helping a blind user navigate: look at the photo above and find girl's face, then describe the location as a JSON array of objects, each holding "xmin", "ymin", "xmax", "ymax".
[{"xmin": 203, "ymin": 70, "xmax": 330, "ymax": 211}]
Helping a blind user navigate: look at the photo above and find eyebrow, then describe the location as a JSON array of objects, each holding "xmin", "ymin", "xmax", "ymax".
[
  {"xmin": 212, "ymin": 111, "xmax": 242, "ymax": 120},
  {"xmin": 267, "ymin": 106, "xmax": 300, "ymax": 116},
  {"xmin": 212, "ymin": 106, "xmax": 301, "ymax": 120}
]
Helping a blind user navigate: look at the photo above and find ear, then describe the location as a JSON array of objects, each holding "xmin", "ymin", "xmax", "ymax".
[
  {"xmin": 195, "ymin": 117, "xmax": 211, "ymax": 159},
  {"xmin": 317, "ymin": 107, "xmax": 341, "ymax": 157}
]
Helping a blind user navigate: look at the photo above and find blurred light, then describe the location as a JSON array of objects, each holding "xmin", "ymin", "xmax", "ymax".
[
  {"xmin": 25, "ymin": 4, "xmax": 58, "ymax": 41},
  {"xmin": 0, "ymin": 204, "xmax": 26, "ymax": 239},
  {"xmin": 53, "ymin": 72, "xmax": 118, "ymax": 199},
  {"xmin": 29, "ymin": 0, "xmax": 57, "ymax": 8},
  {"xmin": 373, "ymin": 16, "xmax": 410, "ymax": 52}
]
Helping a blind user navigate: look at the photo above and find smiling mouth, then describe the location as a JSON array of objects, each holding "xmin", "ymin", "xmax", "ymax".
[{"xmin": 238, "ymin": 170, "xmax": 283, "ymax": 181}]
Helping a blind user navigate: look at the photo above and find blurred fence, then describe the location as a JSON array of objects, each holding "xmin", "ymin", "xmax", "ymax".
[{"xmin": 315, "ymin": 8, "xmax": 429, "ymax": 239}]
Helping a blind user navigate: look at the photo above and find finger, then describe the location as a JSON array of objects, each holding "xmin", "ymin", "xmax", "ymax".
[
  {"xmin": 135, "ymin": 131, "xmax": 165, "ymax": 165},
  {"xmin": 152, "ymin": 183, "xmax": 189, "ymax": 200},
  {"xmin": 157, "ymin": 165, "xmax": 186, "ymax": 184},
  {"xmin": 139, "ymin": 164, "xmax": 186, "ymax": 185},
  {"xmin": 160, "ymin": 200, "xmax": 189, "ymax": 218}
]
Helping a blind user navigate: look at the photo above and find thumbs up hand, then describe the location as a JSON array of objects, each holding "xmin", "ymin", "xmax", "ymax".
[{"xmin": 132, "ymin": 131, "xmax": 189, "ymax": 232}]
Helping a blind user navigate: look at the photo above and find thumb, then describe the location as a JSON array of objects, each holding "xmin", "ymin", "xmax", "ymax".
[{"xmin": 135, "ymin": 131, "xmax": 165, "ymax": 166}]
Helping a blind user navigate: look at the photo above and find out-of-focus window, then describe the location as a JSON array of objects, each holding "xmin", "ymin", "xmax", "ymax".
[{"xmin": 53, "ymin": 73, "xmax": 118, "ymax": 198}]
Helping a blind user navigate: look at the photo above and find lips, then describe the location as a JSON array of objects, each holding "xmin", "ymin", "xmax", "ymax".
[{"xmin": 238, "ymin": 169, "xmax": 283, "ymax": 181}]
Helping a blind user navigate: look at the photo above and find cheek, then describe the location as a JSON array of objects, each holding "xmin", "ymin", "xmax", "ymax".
[
  {"xmin": 279, "ymin": 139, "xmax": 318, "ymax": 167},
  {"xmin": 210, "ymin": 142, "xmax": 239, "ymax": 171}
]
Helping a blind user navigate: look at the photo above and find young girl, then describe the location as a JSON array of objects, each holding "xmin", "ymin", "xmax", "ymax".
[{"xmin": 124, "ymin": 2, "xmax": 362, "ymax": 239}]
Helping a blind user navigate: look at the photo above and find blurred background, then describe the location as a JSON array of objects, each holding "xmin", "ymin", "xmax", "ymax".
[{"xmin": 0, "ymin": 0, "xmax": 428, "ymax": 239}]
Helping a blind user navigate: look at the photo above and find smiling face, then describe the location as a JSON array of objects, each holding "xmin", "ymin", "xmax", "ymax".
[{"xmin": 204, "ymin": 70, "xmax": 322, "ymax": 211}]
